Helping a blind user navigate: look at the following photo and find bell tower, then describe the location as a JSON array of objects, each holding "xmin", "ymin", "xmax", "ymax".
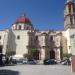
[{"xmin": 64, "ymin": 0, "xmax": 75, "ymax": 30}]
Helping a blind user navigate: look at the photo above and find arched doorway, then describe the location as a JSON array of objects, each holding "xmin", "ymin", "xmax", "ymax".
[{"xmin": 50, "ymin": 50, "xmax": 55, "ymax": 59}]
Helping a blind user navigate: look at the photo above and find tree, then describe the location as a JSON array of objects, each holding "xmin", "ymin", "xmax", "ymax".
[
  {"xmin": 23, "ymin": 48, "xmax": 39, "ymax": 60},
  {"xmin": 63, "ymin": 53, "xmax": 72, "ymax": 58},
  {"xmin": 23, "ymin": 54, "xmax": 28, "ymax": 58},
  {"xmin": 31, "ymin": 48, "xmax": 38, "ymax": 53},
  {"xmin": 6, "ymin": 51, "xmax": 15, "ymax": 56},
  {"xmin": 31, "ymin": 48, "xmax": 39, "ymax": 60},
  {"xmin": 23, "ymin": 53, "xmax": 32, "ymax": 60}
]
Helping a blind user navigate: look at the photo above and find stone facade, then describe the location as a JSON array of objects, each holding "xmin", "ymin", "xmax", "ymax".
[
  {"xmin": 0, "ymin": 0, "xmax": 75, "ymax": 64},
  {"xmin": 0, "ymin": 22, "xmax": 62, "ymax": 61}
]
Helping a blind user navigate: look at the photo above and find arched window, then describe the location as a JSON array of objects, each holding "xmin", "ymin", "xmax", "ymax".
[
  {"xmin": 68, "ymin": 4, "xmax": 71, "ymax": 13},
  {"xmin": 0, "ymin": 36, "xmax": 1, "ymax": 40},
  {"xmin": 19, "ymin": 25, "xmax": 21, "ymax": 30},
  {"xmin": 0, "ymin": 45, "xmax": 3, "ymax": 53},
  {"xmin": 36, "ymin": 36, "xmax": 38, "ymax": 41},
  {"xmin": 17, "ymin": 35, "xmax": 20, "ymax": 40},
  {"xmin": 50, "ymin": 36, "xmax": 53, "ymax": 41}
]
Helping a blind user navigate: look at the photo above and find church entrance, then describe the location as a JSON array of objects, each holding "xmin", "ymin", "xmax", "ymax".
[
  {"xmin": 0, "ymin": 45, "xmax": 3, "ymax": 53},
  {"xmin": 50, "ymin": 50, "xmax": 55, "ymax": 59}
]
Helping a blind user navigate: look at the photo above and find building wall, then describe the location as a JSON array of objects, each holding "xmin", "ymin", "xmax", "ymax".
[
  {"xmin": 0, "ymin": 30, "xmax": 8, "ymax": 54},
  {"xmin": 66, "ymin": 29, "xmax": 75, "ymax": 54},
  {"xmin": 71, "ymin": 36, "xmax": 75, "ymax": 55},
  {"xmin": 54, "ymin": 32, "xmax": 62, "ymax": 60},
  {"xmin": 6, "ymin": 29, "xmax": 31, "ymax": 58},
  {"xmin": 36, "ymin": 31, "xmax": 62, "ymax": 60},
  {"xmin": 0, "ymin": 29, "xmax": 63, "ymax": 60},
  {"xmin": 0, "ymin": 30, "xmax": 7, "ymax": 45},
  {"xmin": 61, "ymin": 31, "xmax": 68, "ymax": 54}
]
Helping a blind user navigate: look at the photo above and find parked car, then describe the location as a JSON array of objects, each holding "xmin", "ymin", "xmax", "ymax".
[
  {"xmin": 2, "ymin": 55, "xmax": 6, "ymax": 65},
  {"xmin": 0, "ymin": 54, "xmax": 6, "ymax": 66},
  {"xmin": 19, "ymin": 58, "xmax": 28, "ymax": 64},
  {"xmin": 43, "ymin": 59, "xmax": 57, "ymax": 65},
  {"xmin": 61, "ymin": 58, "xmax": 71, "ymax": 65},
  {"xmin": 12, "ymin": 59, "xmax": 17, "ymax": 64},
  {"xmin": 12, "ymin": 58, "xmax": 28, "ymax": 65},
  {"xmin": 54, "ymin": 59, "xmax": 60, "ymax": 64},
  {"xmin": 27, "ymin": 59, "xmax": 37, "ymax": 64}
]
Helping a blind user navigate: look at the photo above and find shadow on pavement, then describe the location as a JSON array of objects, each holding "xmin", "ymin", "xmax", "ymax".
[{"xmin": 0, "ymin": 69, "xmax": 19, "ymax": 75}]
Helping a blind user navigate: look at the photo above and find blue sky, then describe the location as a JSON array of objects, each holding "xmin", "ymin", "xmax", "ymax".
[{"xmin": 0, "ymin": 0, "xmax": 67, "ymax": 30}]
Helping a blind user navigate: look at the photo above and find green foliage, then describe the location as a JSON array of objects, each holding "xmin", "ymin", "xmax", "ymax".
[
  {"xmin": 27, "ymin": 54, "xmax": 32, "ymax": 60},
  {"xmin": 23, "ymin": 54, "xmax": 28, "ymax": 58},
  {"xmin": 23, "ymin": 48, "xmax": 39, "ymax": 60},
  {"xmin": 63, "ymin": 53, "xmax": 72, "ymax": 58},
  {"xmin": 6, "ymin": 51, "xmax": 15, "ymax": 56},
  {"xmin": 23, "ymin": 53, "xmax": 32, "ymax": 60},
  {"xmin": 31, "ymin": 48, "xmax": 39, "ymax": 54},
  {"xmin": 31, "ymin": 48, "xmax": 39, "ymax": 60}
]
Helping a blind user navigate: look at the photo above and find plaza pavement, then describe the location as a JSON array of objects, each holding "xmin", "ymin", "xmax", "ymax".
[{"xmin": 0, "ymin": 65, "xmax": 75, "ymax": 75}]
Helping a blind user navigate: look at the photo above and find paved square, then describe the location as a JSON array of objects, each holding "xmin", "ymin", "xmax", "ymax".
[{"xmin": 0, "ymin": 65, "xmax": 75, "ymax": 75}]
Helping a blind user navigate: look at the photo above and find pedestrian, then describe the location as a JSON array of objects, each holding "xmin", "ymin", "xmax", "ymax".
[
  {"xmin": 9, "ymin": 56, "xmax": 12, "ymax": 64},
  {"xmin": 0, "ymin": 54, "xmax": 3, "ymax": 66},
  {"xmin": 5, "ymin": 57, "xmax": 9, "ymax": 65}
]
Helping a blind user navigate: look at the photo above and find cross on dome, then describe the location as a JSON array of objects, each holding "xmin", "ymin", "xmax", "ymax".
[{"xmin": 21, "ymin": 13, "xmax": 26, "ymax": 17}]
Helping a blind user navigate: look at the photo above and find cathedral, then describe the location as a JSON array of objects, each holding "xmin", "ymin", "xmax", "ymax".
[{"xmin": 0, "ymin": 0, "xmax": 75, "ymax": 61}]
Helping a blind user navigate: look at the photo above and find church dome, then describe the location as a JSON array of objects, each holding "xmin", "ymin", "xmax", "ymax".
[{"xmin": 15, "ymin": 15, "xmax": 31, "ymax": 24}]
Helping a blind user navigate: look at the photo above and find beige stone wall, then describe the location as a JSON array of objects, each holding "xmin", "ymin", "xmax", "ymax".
[
  {"xmin": 0, "ymin": 29, "xmax": 65, "ymax": 60},
  {"xmin": 0, "ymin": 30, "xmax": 7, "ymax": 45},
  {"xmin": 0, "ymin": 30, "xmax": 8, "ymax": 54},
  {"xmin": 61, "ymin": 31, "xmax": 68, "ymax": 54},
  {"xmin": 6, "ymin": 30, "xmax": 31, "ymax": 58}
]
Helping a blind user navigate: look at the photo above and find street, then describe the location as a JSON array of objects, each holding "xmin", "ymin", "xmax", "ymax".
[{"xmin": 0, "ymin": 65, "xmax": 75, "ymax": 75}]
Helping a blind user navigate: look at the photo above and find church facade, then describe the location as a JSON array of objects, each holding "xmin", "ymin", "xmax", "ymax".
[{"xmin": 0, "ymin": 0, "xmax": 75, "ymax": 61}]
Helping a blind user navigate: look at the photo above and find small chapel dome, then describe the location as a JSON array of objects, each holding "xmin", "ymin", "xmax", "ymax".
[
  {"xmin": 12, "ymin": 14, "xmax": 33, "ymax": 30},
  {"xmin": 15, "ymin": 15, "xmax": 31, "ymax": 24}
]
